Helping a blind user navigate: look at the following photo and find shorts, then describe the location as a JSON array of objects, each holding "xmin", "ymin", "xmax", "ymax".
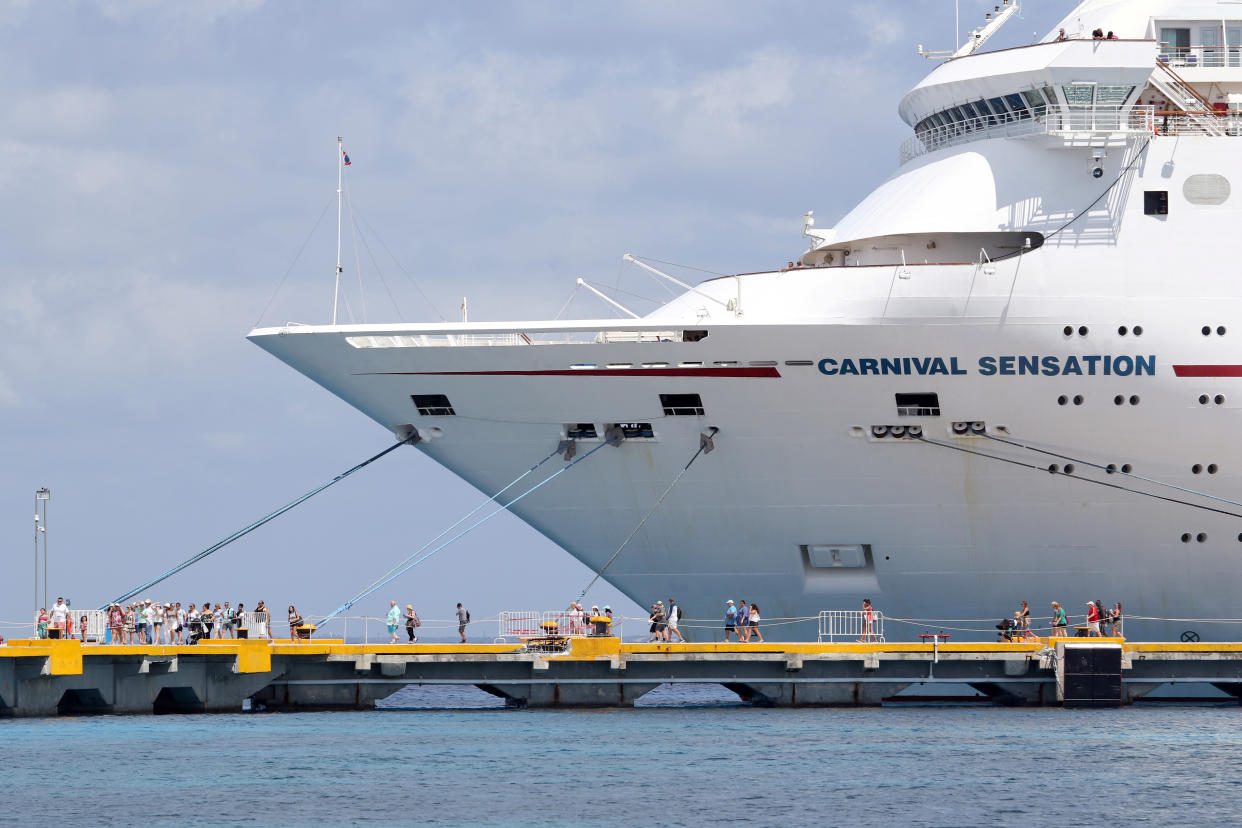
[
  {"xmin": 387, "ymin": 624, "xmax": 398, "ymax": 634},
  {"xmin": 458, "ymin": 624, "xmax": 467, "ymax": 633},
  {"xmin": 724, "ymin": 624, "xmax": 735, "ymax": 632}
]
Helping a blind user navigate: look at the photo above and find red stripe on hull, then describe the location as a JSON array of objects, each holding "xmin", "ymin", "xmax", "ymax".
[
  {"xmin": 1172, "ymin": 365, "xmax": 1242, "ymax": 378},
  {"xmin": 356, "ymin": 367, "xmax": 782, "ymax": 378}
]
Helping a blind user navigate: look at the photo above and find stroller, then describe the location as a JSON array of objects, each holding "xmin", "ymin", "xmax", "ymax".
[
  {"xmin": 996, "ymin": 617, "xmax": 1018, "ymax": 642},
  {"xmin": 187, "ymin": 617, "xmax": 205, "ymax": 645}
]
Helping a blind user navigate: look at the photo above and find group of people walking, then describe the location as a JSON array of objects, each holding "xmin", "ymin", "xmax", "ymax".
[
  {"xmin": 1001, "ymin": 599, "xmax": 1123, "ymax": 639},
  {"xmin": 723, "ymin": 599, "xmax": 764, "ymax": 642},
  {"xmin": 648, "ymin": 598, "xmax": 688, "ymax": 642}
]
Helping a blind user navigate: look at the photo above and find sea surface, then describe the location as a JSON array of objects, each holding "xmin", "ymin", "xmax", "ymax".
[{"xmin": 3, "ymin": 684, "xmax": 1240, "ymax": 826}]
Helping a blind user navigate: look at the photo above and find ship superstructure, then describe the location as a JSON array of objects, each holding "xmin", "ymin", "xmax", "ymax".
[{"xmin": 251, "ymin": 0, "xmax": 1242, "ymax": 641}]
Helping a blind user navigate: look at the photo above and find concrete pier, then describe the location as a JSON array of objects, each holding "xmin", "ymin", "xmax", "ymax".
[{"xmin": 4, "ymin": 636, "xmax": 1242, "ymax": 717}]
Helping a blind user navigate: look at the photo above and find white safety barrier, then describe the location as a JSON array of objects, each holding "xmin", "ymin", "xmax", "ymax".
[
  {"xmin": 32, "ymin": 609, "xmax": 107, "ymax": 642},
  {"xmin": 818, "ymin": 610, "xmax": 886, "ymax": 643},
  {"xmin": 497, "ymin": 610, "xmax": 618, "ymax": 642},
  {"xmin": 238, "ymin": 612, "xmax": 271, "ymax": 638}
]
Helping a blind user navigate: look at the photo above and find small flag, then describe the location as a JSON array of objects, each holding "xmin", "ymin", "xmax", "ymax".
[{"xmin": 342, "ymin": 150, "xmax": 351, "ymax": 166}]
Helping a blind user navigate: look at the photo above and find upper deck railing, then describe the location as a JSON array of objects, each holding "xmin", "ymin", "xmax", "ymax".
[
  {"xmin": 899, "ymin": 105, "xmax": 1242, "ymax": 164},
  {"xmin": 1158, "ymin": 44, "xmax": 1242, "ymax": 70}
]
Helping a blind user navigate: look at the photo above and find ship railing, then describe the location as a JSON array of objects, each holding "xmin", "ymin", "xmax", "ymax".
[
  {"xmin": 899, "ymin": 106, "xmax": 1157, "ymax": 164},
  {"xmin": 818, "ymin": 610, "xmax": 885, "ymax": 643},
  {"xmin": 1158, "ymin": 43, "xmax": 1242, "ymax": 70},
  {"xmin": 345, "ymin": 330, "xmax": 684, "ymax": 348},
  {"xmin": 1153, "ymin": 109, "xmax": 1242, "ymax": 137}
]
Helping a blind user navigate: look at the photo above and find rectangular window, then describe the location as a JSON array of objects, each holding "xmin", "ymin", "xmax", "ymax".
[
  {"xmin": 660, "ymin": 393, "xmax": 705, "ymax": 416},
  {"xmin": 1095, "ymin": 85, "xmax": 1134, "ymax": 107},
  {"xmin": 1004, "ymin": 93, "xmax": 1030, "ymax": 119},
  {"xmin": 1062, "ymin": 84, "xmax": 1095, "ymax": 107},
  {"xmin": 1021, "ymin": 90, "xmax": 1047, "ymax": 117},
  {"xmin": 411, "ymin": 394, "xmax": 455, "ymax": 416},
  {"xmin": 895, "ymin": 392, "xmax": 941, "ymax": 417},
  {"xmin": 1160, "ymin": 27, "xmax": 1190, "ymax": 63},
  {"xmin": 1144, "ymin": 191, "xmax": 1169, "ymax": 215},
  {"xmin": 566, "ymin": 423, "xmax": 597, "ymax": 440},
  {"xmin": 1042, "ymin": 86, "xmax": 1061, "ymax": 107},
  {"xmin": 987, "ymin": 97, "xmax": 1012, "ymax": 123}
]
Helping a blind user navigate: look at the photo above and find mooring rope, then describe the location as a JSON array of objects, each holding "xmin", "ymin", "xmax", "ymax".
[
  {"xmin": 103, "ymin": 436, "xmax": 415, "ymax": 609},
  {"xmin": 575, "ymin": 429, "xmax": 718, "ymax": 604},
  {"xmin": 319, "ymin": 436, "xmax": 618, "ymax": 626},
  {"xmin": 320, "ymin": 443, "xmax": 566, "ymax": 623}
]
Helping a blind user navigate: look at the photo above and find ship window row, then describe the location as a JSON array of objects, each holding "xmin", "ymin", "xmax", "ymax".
[
  {"xmin": 914, "ymin": 87, "xmax": 1058, "ymax": 138},
  {"xmin": 913, "ymin": 84, "xmax": 1136, "ymax": 144}
]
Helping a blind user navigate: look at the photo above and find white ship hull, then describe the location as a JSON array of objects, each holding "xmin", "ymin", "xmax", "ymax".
[{"xmin": 251, "ymin": 3, "xmax": 1242, "ymax": 640}]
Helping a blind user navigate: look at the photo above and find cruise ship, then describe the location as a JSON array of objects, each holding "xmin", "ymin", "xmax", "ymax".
[{"xmin": 250, "ymin": 0, "xmax": 1242, "ymax": 641}]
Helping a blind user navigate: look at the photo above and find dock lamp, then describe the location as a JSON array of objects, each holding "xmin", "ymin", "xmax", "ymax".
[{"xmin": 35, "ymin": 488, "xmax": 49, "ymax": 612}]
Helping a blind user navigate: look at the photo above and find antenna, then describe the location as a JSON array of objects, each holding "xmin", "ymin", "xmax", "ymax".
[
  {"xmin": 333, "ymin": 136, "xmax": 344, "ymax": 325},
  {"xmin": 919, "ymin": 0, "xmax": 1020, "ymax": 60}
]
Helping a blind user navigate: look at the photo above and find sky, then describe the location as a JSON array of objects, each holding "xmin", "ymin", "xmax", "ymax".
[{"xmin": 0, "ymin": 0, "xmax": 1069, "ymax": 637}]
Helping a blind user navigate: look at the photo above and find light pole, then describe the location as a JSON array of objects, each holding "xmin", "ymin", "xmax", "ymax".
[{"xmin": 35, "ymin": 488, "xmax": 50, "ymax": 611}]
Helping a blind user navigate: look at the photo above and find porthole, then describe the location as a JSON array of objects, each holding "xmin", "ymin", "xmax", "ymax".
[
  {"xmin": 1199, "ymin": 394, "xmax": 1210, "ymax": 405},
  {"xmin": 1181, "ymin": 533, "xmax": 1192, "ymax": 543},
  {"xmin": 1129, "ymin": 395, "xmax": 1140, "ymax": 406},
  {"xmin": 1218, "ymin": 326, "xmax": 1227, "ymax": 336},
  {"xmin": 1208, "ymin": 464, "xmax": 1218, "ymax": 474},
  {"xmin": 1057, "ymin": 395, "xmax": 1069, "ymax": 406},
  {"xmin": 1202, "ymin": 325, "xmax": 1212, "ymax": 336},
  {"xmin": 1192, "ymin": 464, "xmax": 1203, "ymax": 474},
  {"xmin": 1133, "ymin": 325, "xmax": 1144, "ymax": 336},
  {"xmin": 1064, "ymin": 463, "xmax": 1075, "ymax": 474},
  {"xmin": 1215, "ymin": 395, "xmax": 1226, "ymax": 405},
  {"xmin": 1106, "ymin": 464, "xmax": 1117, "ymax": 474},
  {"xmin": 1063, "ymin": 325, "xmax": 1073, "ymax": 336},
  {"xmin": 1114, "ymin": 395, "xmax": 1124, "ymax": 406},
  {"xmin": 1073, "ymin": 395, "xmax": 1084, "ymax": 405},
  {"xmin": 1197, "ymin": 533, "xmax": 1208, "ymax": 543},
  {"xmin": 1078, "ymin": 326, "xmax": 1089, "ymax": 336},
  {"xmin": 1048, "ymin": 464, "xmax": 1059, "ymax": 474},
  {"xmin": 1118, "ymin": 325, "xmax": 1128, "ymax": 336},
  {"xmin": 1122, "ymin": 463, "xmax": 1133, "ymax": 473}
]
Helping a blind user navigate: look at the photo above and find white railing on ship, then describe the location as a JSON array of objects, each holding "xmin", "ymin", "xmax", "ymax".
[
  {"xmin": 1159, "ymin": 44, "xmax": 1242, "ymax": 69},
  {"xmin": 899, "ymin": 106, "xmax": 1156, "ymax": 164},
  {"xmin": 1153, "ymin": 110, "xmax": 1242, "ymax": 137},
  {"xmin": 346, "ymin": 330, "xmax": 684, "ymax": 349},
  {"xmin": 818, "ymin": 610, "xmax": 885, "ymax": 643}
]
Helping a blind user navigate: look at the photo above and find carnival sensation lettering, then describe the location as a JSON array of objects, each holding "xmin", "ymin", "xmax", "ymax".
[{"xmin": 816, "ymin": 355, "xmax": 1157, "ymax": 377}]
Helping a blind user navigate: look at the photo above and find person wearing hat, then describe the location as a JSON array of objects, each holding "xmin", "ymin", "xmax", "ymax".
[
  {"xmin": 403, "ymin": 604, "xmax": 420, "ymax": 642},
  {"xmin": 1086, "ymin": 600, "xmax": 1101, "ymax": 636},
  {"xmin": 150, "ymin": 599, "xmax": 165, "ymax": 644},
  {"xmin": 724, "ymin": 600, "xmax": 738, "ymax": 642},
  {"xmin": 648, "ymin": 602, "xmax": 665, "ymax": 642}
]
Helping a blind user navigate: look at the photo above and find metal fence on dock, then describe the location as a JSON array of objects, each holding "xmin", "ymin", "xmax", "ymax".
[
  {"xmin": 497, "ymin": 610, "xmax": 619, "ymax": 642},
  {"xmin": 818, "ymin": 610, "xmax": 886, "ymax": 643}
]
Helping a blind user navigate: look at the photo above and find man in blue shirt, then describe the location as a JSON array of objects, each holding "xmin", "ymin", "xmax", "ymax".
[{"xmin": 724, "ymin": 600, "xmax": 738, "ymax": 641}]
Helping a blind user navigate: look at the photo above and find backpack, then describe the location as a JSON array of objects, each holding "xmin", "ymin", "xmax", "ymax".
[{"xmin": 465, "ymin": 610, "xmax": 471, "ymax": 623}]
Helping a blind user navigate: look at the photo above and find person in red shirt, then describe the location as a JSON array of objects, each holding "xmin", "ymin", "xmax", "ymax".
[{"xmin": 1086, "ymin": 601, "xmax": 1101, "ymax": 636}]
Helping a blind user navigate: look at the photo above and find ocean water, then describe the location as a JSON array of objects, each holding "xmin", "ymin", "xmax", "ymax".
[{"xmin": 3, "ymin": 685, "xmax": 1241, "ymax": 826}]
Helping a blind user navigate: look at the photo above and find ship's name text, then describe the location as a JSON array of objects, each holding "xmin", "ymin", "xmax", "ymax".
[{"xmin": 816, "ymin": 355, "xmax": 1157, "ymax": 377}]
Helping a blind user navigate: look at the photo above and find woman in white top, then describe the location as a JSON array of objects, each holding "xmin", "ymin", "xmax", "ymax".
[{"xmin": 749, "ymin": 604, "xmax": 764, "ymax": 642}]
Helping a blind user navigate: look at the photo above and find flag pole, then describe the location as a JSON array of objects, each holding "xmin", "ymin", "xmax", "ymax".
[{"xmin": 333, "ymin": 136, "xmax": 344, "ymax": 325}]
